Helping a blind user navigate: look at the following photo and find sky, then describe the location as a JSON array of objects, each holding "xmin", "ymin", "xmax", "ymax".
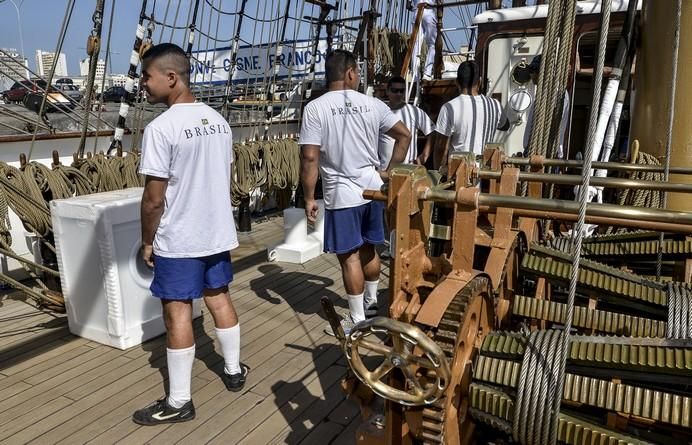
[
  {"xmin": 0, "ymin": 0, "xmax": 487, "ymax": 78},
  {"xmin": 0, "ymin": 0, "xmax": 314, "ymax": 76}
]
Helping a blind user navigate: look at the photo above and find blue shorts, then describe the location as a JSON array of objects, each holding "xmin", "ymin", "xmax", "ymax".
[
  {"xmin": 324, "ymin": 201, "xmax": 385, "ymax": 254},
  {"xmin": 150, "ymin": 251, "xmax": 233, "ymax": 300}
]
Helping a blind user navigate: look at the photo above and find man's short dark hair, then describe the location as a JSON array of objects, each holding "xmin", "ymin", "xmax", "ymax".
[
  {"xmin": 456, "ymin": 60, "xmax": 480, "ymax": 90},
  {"xmin": 142, "ymin": 43, "xmax": 191, "ymax": 86},
  {"xmin": 325, "ymin": 49, "xmax": 358, "ymax": 83},
  {"xmin": 387, "ymin": 76, "xmax": 406, "ymax": 88}
]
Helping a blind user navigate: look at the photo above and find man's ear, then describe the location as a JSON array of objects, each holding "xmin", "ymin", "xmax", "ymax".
[{"xmin": 167, "ymin": 70, "xmax": 177, "ymax": 87}]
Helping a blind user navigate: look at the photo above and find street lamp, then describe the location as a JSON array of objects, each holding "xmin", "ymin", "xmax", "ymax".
[{"xmin": 0, "ymin": 0, "xmax": 25, "ymax": 63}]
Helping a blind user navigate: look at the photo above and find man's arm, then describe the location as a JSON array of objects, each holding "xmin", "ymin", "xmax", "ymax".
[
  {"xmin": 383, "ymin": 121, "xmax": 411, "ymax": 178},
  {"xmin": 141, "ymin": 175, "xmax": 168, "ymax": 267},
  {"xmin": 417, "ymin": 136, "xmax": 433, "ymax": 165},
  {"xmin": 434, "ymin": 133, "xmax": 450, "ymax": 172},
  {"xmin": 300, "ymin": 144, "xmax": 320, "ymax": 222}
]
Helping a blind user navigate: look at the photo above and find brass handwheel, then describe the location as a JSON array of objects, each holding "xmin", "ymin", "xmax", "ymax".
[{"xmin": 345, "ymin": 317, "xmax": 451, "ymax": 406}]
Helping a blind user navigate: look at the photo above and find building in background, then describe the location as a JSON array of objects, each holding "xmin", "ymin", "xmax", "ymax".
[
  {"xmin": 79, "ymin": 58, "xmax": 106, "ymax": 79},
  {"xmin": 0, "ymin": 48, "xmax": 29, "ymax": 91},
  {"xmin": 35, "ymin": 50, "xmax": 68, "ymax": 77}
]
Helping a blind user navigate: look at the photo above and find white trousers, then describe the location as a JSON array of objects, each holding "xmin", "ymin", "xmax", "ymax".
[{"xmin": 411, "ymin": 9, "xmax": 438, "ymax": 78}]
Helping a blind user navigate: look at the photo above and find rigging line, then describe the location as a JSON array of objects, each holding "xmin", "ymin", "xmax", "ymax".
[
  {"xmin": 204, "ymin": 0, "xmax": 239, "ymax": 15},
  {"xmin": 0, "ymin": 105, "xmax": 51, "ymax": 131},
  {"xmin": 156, "ymin": 0, "xmax": 172, "ymax": 42},
  {"xmin": 92, "ymin": 0, "xmax": 117, "ymax": 154},
  {"xmin": 240, "ymin": 12, "xmax": 285, "ymax": 23},
  {"xmin": 108, "ymin": 0, "xmax": 149, "ymax": 153},
  {"xmin": 205, "ymin": 0, "xmax": 224, "ymax": 104},
  {"xmin": 168, "ymin": 0, "xmax": 183, "ymax": 42},
  {"xmin": 148, "ymin": 17, "xmax": 188, "ymax": 30},
  {"xmin": 237, "ymin": 0, "xmax": 265, "ymax": 132},
  {"xmin": 182, "ymin": 0, "xmax": 195, "ymax": 51},
  {"xmin": 186, "ymin": 0, "xmax": 203, "ymax": 56},
  {"xmin": 191, "ymin": 26, "xmax": 234, "ymax": 43},
  {"xmin": 263, "ymin": 0, "xmax": 292, "ymax": 138},
  {"xmin": 77, "ymin": 0, "xmax": 105, "ymax": 159},
  {"xmin": 28, "ymin": 0, "xmax": 77, "ymax": 161},
  {"xmin": 657, "ymin": 0, "xmax": 681, "ymax": 279},
  {"xmin": 553, "ymin": 1, "xmax": 609, "ymax": 444},
  {"xmin": 220, "ymin": 0, "xmax": 250, "ymax": 119},
  {"xmin": 131, "ymin": 10, "xmax": 157, "ymax": 152}
]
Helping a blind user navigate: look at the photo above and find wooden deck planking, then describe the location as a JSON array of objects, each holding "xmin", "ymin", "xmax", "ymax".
[{"xmin": 0, "ymin": 214, "xmax": 372, "ymax": 444}]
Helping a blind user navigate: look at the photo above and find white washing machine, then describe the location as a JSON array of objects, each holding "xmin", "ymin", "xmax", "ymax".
[{"xmin": 51, "ymin": 188, "xmax": 201, "ymax": 349}]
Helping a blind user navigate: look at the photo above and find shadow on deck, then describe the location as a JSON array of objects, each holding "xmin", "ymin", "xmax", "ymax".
[{"xmin": 0, "ymin": 215, "xmax": 375, "ymax": 444}]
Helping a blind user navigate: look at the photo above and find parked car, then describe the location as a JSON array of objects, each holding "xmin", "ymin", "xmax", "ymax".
[
  {"xmin": 54, "ymin": 84, "xmax": 82, "ymax": 103},
  {"xmin": 23, "ymin": 86, "xmax": 74, "ymax": 113},
  {"xmin": 1, "ymin": 79, "xmax": 48, "ymax": 104},
  {"xmin": 97, "ymin": 86, "xmax": 135, "ymax": 102}
]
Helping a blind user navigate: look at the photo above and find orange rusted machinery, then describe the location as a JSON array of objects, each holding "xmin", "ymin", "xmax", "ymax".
[{"xmin": 322, "ymin": 152, "xmax": 692, "ymax": 445}]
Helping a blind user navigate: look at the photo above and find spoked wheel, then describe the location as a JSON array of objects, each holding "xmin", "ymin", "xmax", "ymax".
[
  {"xmin": 420, "ymin": 276, "xmax": 494, "ymax": 444},
  {"xmin": 345, "ymin": 317, "xmax": 451, "ymax": 406}
]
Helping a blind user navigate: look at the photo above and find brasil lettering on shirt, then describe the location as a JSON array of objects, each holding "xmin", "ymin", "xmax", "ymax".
[
  {"xmin": 330, "ymin": 105, "xmax": 372, "ymax": 116},
  {"xmin": 183, "ymin": 123, "xmax": 230, "ymax": 139}
]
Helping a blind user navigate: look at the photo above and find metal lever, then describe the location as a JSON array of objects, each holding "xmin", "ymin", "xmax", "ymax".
[{"xmin": 321, "ymin": 297, "xmax": 346, "ymax": 342}]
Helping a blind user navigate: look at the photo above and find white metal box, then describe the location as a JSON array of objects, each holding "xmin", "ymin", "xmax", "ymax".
[{"xmin": 51, "ymin": 188, "xmax": 201, "ymax": 349}]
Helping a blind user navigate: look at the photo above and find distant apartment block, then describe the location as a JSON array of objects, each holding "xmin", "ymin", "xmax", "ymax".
[
  {"xmin": 0, "ymin": 48, "xmax": 30, "ymax": 91},
  {"xmin": 79, "ymin": 58, "xmax": 106, "ymax": 79},
  {"xmin": 35, "ymin": 50, "xmax": 68, "ymax": 77}
]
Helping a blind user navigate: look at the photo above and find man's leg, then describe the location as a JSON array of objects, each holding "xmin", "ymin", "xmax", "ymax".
[
  {"xmin": 162, "ymin": 300, "xmax": 195, "ymax": 409},
  {"xmin": 204, "ymin": 288, "xmax": 242, "ymax": 376},
  {"xmin": 360, "ymin": 243, "xmax": 381, "ymax": 313},
  {"xmin": 337, "ymin": 249, "xmax": 366, "ymax": 323},
  {"xmin": 421, "ymin": 10, "xmax": 438, "ymax": 78}
]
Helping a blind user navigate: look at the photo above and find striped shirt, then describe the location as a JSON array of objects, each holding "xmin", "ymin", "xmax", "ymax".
[
  {"xmin": 436, "ymin": 94, "xmax": 506, "ymax": 155},
  {"xmin": 378, "ymin": 104, "xmax": 435, "ymax": 168}
]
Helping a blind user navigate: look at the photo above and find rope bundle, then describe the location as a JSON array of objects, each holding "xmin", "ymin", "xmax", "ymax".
[
  {"xmin": 232, "ymin": 138, "xmax": 300, "ymax": 206},
  {"xmin": 372, "ymin": 27, "xmax": 411, "ymax": 80}
]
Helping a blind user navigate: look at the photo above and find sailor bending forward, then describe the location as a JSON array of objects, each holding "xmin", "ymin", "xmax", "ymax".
[
  {"xmin": 300, "ymin": 49, "xmax": 411, "ymax": 335},
  {"xmin": 133, "ymin": 43, "xmax": 246, "ymax": 426}
]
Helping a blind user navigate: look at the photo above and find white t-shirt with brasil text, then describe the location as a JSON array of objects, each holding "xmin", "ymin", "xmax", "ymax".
[
  {"xmin": 139, "ymin": 102, "xmax": 238, "ymax": 258},
  {"xmin": 299, "ymin": 90, "xmax": 400, "ymax": 210}
]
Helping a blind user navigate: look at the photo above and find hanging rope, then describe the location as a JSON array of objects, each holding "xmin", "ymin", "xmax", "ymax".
[
  {"xmin": 27, "ymin": 0, "xmax": 77, "ymax": 160},
  {"xmin": 657, "ymin": 0, "xmax": 682, "ymax": 279},
  {"xmin": 552, "ymin": 3, "xmax": 611, "ymax": 445},
  {"xmin": 78, "ymin": 0, "xmax": 106, "ymax": 158},
  {"xmin": 108, "ymin": 0, "xmax": 151, "ymax": 154}
]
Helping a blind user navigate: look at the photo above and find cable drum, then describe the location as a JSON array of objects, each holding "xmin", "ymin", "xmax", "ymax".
[
  {"xmin": 512, "ymin": 329, "xmax": 563, "ymax": 445},
  {"xmin": 667, "ymin": 282, "xmax": 692, "ymax": 339}
]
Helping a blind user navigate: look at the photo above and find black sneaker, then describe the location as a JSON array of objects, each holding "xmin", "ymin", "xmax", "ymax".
[
  {"xmin": 132, "ymin": 398, "xmax": 195, "ymax": 426},
  {"xmin": 364, "ymin": 302, "xmax": 379, "ymax": 318},
  {"xmin": 222, "ymin": 363, "xmax": 250, "ymax": 392}
]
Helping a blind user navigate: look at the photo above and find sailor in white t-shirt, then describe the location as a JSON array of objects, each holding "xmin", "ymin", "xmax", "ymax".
[
  {"xmin": 409, "ymin": 0, "xmax": 438, "ymax": 79},
  {"xmin": 299, "ymin": 49, "xmax": 411, "ymax": 335},
  {"xmin": 436, "ymin": 60, "xmax": 509, "ymax": 170},
  {"xmin": 133, "ymin": 43, "xmax": 245, "ymax": 427},
  {"xmin": 378, "ymin": 75, "xmax": 435, "ymax": 168}
]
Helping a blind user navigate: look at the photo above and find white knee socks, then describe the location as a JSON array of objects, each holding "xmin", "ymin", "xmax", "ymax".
[
  {"xmin": 167, "ymin": 345, "xmax": 195, "ymax": 408},
  {"xmin": 348, "ymin": 293, "xmax": 366, "ymax": 323},
  {"xmin": 364, "ymin": 280, "xmax": 379, "ymax": 308},
  {"xmin": 215, "ymin": 324, "xmax": 241, "ymax": 375}
]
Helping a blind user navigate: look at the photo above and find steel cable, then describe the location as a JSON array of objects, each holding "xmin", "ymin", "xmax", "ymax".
[
  {"xmin": 657, "ymin": 0, "xmax": 681, "ymax": 280},
  {"xmin": 552, "ymin": 2, "xmax": 611, "ymax": 445}
]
